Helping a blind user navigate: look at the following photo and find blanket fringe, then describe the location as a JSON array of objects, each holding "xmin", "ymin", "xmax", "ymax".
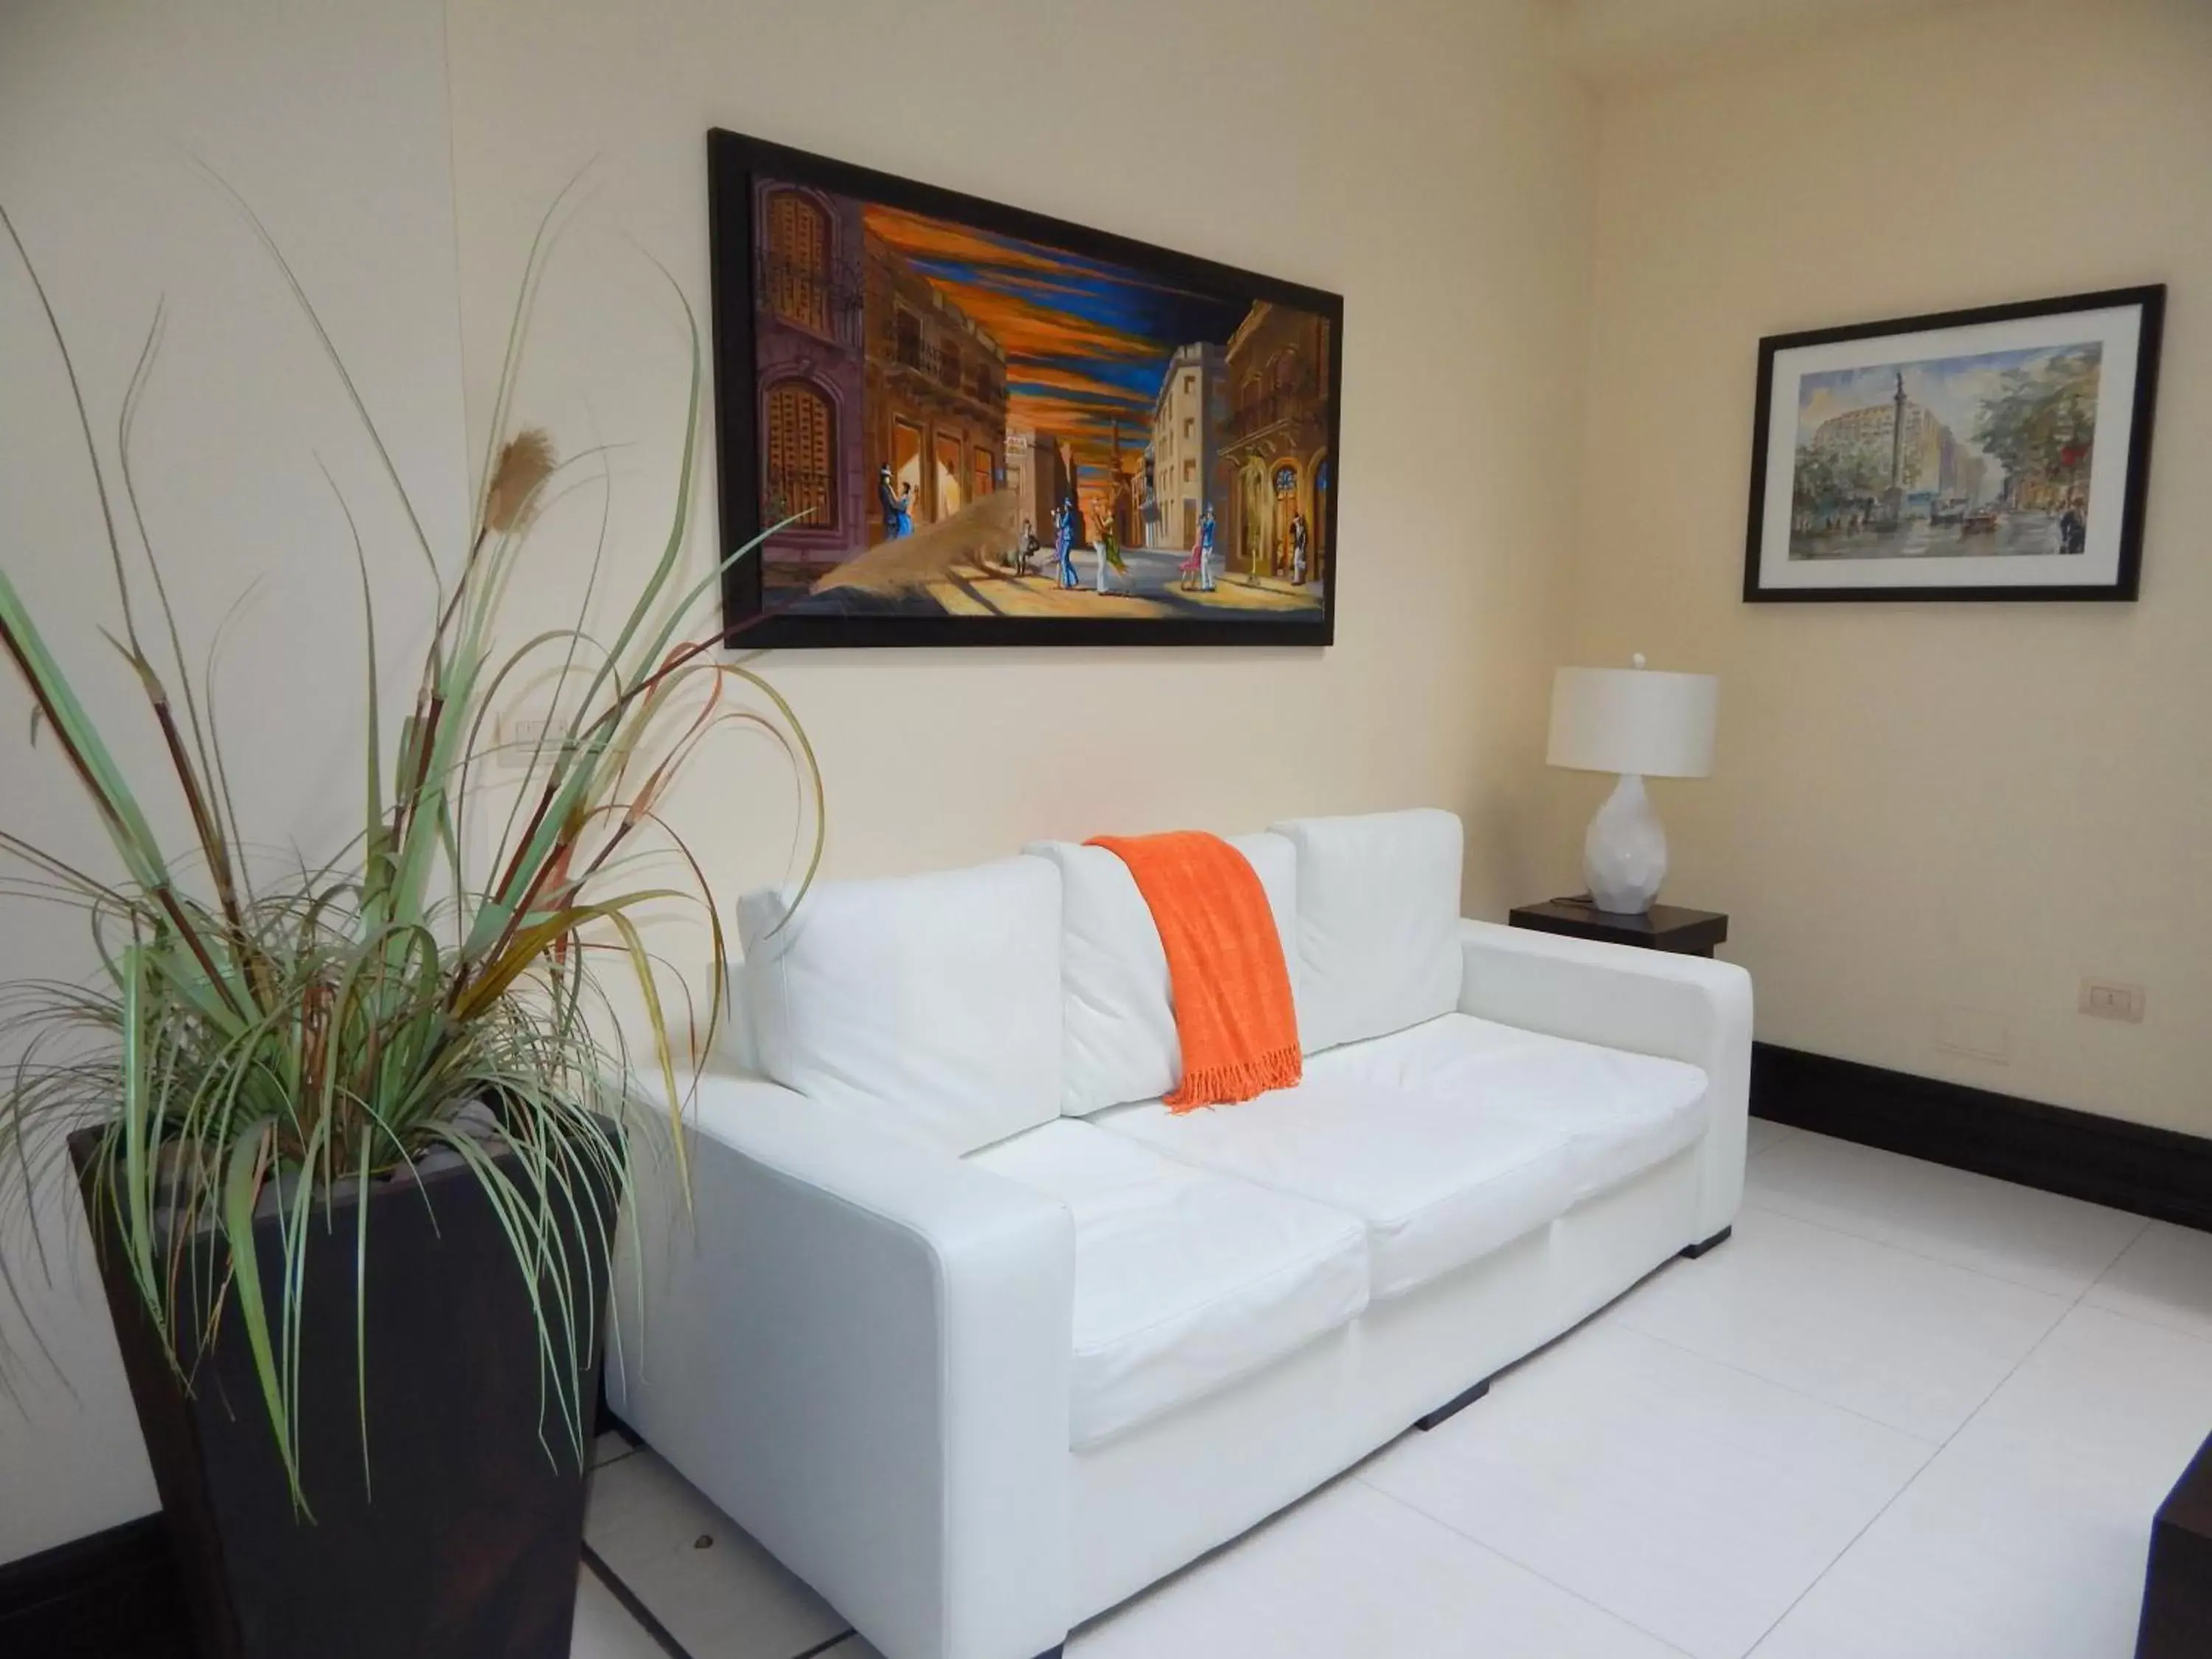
[{"xmin": 1164, "ymin": 1044, "xmax": 1304, "ymax": 1112}]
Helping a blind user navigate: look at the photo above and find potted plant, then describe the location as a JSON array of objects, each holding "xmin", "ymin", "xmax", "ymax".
[{"xmin": 0, "ymin": 192, "xmax": 816, "ymax": 1658}]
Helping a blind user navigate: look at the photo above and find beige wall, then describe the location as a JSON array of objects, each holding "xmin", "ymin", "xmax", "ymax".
[
  {"xmin": 442, "ymin": 0, "xmax": 1594, "ymax": 939},
  {"xmin": 0, "ymin": 0, "xmax": 1595, "ymax": 1563},
  {"xmin": 1564, "ymin": 0, "xmax": 2212, "ymax": 1133}
]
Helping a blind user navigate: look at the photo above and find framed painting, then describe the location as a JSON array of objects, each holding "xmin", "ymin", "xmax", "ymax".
[
  {"xmin": 709, "ymin": 129, "xmax": 1342, "ymax": 648},
  {"xmin": 1744, "ymin": 286, "xmax": 2164, "ymax": 602}
]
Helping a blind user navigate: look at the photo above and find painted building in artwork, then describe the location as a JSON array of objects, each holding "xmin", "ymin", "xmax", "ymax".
[
  {"xmin": 751, "ymin": 180, "xmax": 869, "ymax": 580},
  {"xmin": 1145, "ymin": 342, "xmax": 1225, "ymax": 552},
  {"xmin": 1096, "ymin": 420, "xmax": 1141, "ymax": 550},
  {"xmin": 1808, "ymin": 395, "xmax": 1971, "ymax": 512},
  {"xmin": 1005, "ymin": 428, "xmax": 1072, "ymax": 548},
  {"xmin": 1217, "ymin": 302, "xmax": 1332, "ymax": 584},
  {"xmin": 861, "ymin": 225, "xmax": 1009, "ymax": 543},
  {"xmin": 1133, "ymin": 448, "xmax": 1159, "ymax": 547}
]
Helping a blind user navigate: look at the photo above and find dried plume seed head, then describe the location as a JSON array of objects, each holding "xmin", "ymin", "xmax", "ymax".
[{"xmin": 484, "ymin": 428, "xmax": 556, "ymax": 534}]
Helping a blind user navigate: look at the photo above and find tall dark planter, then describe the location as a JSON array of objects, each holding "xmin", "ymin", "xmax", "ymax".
[{"xmin": 70, "ymin": 1129, "xmax": 618, "ymax": 1659}]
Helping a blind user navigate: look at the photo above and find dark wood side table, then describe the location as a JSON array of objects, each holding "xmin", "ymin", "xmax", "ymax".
[
  {"xmin": 1508, "ymin": 897, "xmax": 1728, "ymax": 958},
  {"xmin": 2139, "ymin": 1431, "xmax": 2212, "ymax": 1657}
]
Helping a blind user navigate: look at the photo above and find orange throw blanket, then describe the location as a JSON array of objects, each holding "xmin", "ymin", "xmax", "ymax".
[{"xmin": 1088, "ymin": 830, "xmax": 1303, "ymax": 1110}]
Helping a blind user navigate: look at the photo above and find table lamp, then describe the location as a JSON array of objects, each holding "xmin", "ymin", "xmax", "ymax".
[{"xmin": 1546, "ymin": 655, "xmax": 1718, "ymax": 915}]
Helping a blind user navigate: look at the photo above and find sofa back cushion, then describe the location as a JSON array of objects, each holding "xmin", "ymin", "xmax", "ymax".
[
  {"xmin": 1268, "ymin": 809, "xmax": 1464, "ymax": 1052},
  {"xmin": 737, "ymin": 856, "xmax": 1063, "ymax": 1155},
  {"xmin": 707, "ymin": 957, "xmax": 761, "ymax": 1074},
  {"xmin": 1023, "ymin": 832, "xmax": 1299, "ymax": 1117}
]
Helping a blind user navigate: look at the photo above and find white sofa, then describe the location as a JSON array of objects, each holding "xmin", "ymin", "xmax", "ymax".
[{"xmin": 609, "ymin": 809, "xmax": 1753, "ymax": 1659}]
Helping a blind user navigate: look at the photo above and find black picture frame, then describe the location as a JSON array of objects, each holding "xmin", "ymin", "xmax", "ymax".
[
  {"xmin": 709, "ymin": 129, "xmax": 1343, "ymax": 649},
  {"xmin": 1743, "ymin": 285, "xmax": 2164, "ymax": 603}
]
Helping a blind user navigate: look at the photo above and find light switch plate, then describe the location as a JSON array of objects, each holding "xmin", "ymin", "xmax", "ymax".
[{"xmin": 500, "ymin": 713, "xmax": 554, "ymax": 772}]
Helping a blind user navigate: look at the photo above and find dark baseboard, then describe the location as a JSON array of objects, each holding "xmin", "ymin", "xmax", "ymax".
[
  {"xmin": 1751, "ymin": 1042, "xmax": 2212, "ymax": 1233},
  {"xmin": 0, "ymin": 1513, "xmax": 190, "ymax": 1659}
]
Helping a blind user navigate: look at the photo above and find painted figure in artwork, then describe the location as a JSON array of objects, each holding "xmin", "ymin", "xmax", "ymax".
[
  {"xmin": 1054, "ymin": 495, "xmax": 1079, "ymax": 588},
  {"xmin": 1093, "ymin": 509, "xmax": 1127, "ymax": 595},
  {"xmin": 1197, "ymin": 502, "xmax": 1218, "ymax": 592},
  {"xmin": 877, "ymin": 465, "xmax": 914, "ymax": 539},
  {"xmin": 1290, "ymin": 512, "xmax": 1310, "ymax": 586}
]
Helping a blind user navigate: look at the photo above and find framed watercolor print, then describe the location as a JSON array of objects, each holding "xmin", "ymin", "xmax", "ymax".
[
  {"xmin": 1744, "ymin": 287, "xmax": 2163, "ymax": 602},
  {"xmin": 708, "ymin": 130, "xmax": 1343, "ymax": 649}
]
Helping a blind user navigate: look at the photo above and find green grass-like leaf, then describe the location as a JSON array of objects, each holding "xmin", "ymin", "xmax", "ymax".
[{"xmin": 0, "ymin": 186, "xmax": 818, "ymax": 1509}]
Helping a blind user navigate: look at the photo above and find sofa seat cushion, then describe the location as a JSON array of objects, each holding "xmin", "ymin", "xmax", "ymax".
[
  {"xmin": 967, "ymin": 1119, "xmax": 1368, "ymax": 1450},
  {"xmin": 1306, "ymin": 1013, "xmax": 1711, "ymax": 1201},
  {"xmin": 1093, "ymin": 1075, "xmax": 1582, "ymax": 1301}
]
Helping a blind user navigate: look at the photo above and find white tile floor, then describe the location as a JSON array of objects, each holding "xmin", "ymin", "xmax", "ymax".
[{"xmin": 573, "ymin": 1122, "xmax": 2212, "ymax": 1659}]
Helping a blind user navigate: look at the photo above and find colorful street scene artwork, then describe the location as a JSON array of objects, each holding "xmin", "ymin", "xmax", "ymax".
[
  {"xmin": 1787, "ymin": 342, "xmax": 2102, "ymax": 561},
  {"xmin": 730, "ymin": 155, "xmax": 1337, "ymax": 640}
]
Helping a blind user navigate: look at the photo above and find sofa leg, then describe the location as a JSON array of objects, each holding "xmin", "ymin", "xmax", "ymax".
[
  {"xmin": 1680, "ymin": 1225, "xmax": 1732, "ymax": 1259},
  {"xmin": 1414, "ymin": 1375, "xmax": 1491, "ymax": 1432}
]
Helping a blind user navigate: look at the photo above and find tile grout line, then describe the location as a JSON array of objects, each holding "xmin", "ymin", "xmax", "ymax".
[
  {"xmin": 580, "ymin": 1540, "xmax": 697, "ymax": 1659},
  {"xmin": 1361, "ymin": 1295, "xmax": 1941, "ymax": 1657},
  {"xmin": 1737, "ymin": 1211, "xmax": 2129, "ymax": 1656},
  {"xmin": 2084, "ymin": 1213, "xmax": 2158, "ymax": 1290},
  {"xmin": 1745, "ymin": 1129, "xmax": 2160, "ymax": 1275},
  {"xmin": 1596, "ymin": 1317, "xmax": 1947, "ymax": 1445},
  {"xmin": 1353, "ymin": 1479, "xmax": 1700, "ymax": 1659},
  {"xmin": 1744, "ymin": 1127, "xmax": 1799, "ymax": 1163},
  {"xmin": 580, "ymin": 1533, "xmax": 859, "ymax": 1659},
  {"xmin": 2072, "ymin": 1218, "xmax": 2212, "ymax": 1348},
  {"xmin": 581, "ymin": 1448, "xmax": 858, "ymax": 1659},
  {"xmin": 1531, "ymin": 1155, "xmax": 2157, "ymax": 1654},
  {"xmin": 1731, "ymin": 1440, "xmax": 1945, "ymax": 1657},
  {"xmin": 1399, "ymin": 1164, "xmax": 2176, "ymax": 1655},
  {"xmin": 1734, "ymin": 1190, "xmax": 2149, "ymax": 1301},
  {"xmin": 2074, "ymin": 1295, "xmax": 2212, "ymax": 1349}
]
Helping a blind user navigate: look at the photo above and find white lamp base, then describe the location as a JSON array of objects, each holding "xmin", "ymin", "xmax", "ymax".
[{"xmin": 1583, "ymin": 773, "xmax": 1668, "ymax": 914}]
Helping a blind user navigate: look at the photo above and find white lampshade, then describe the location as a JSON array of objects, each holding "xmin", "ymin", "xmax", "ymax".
[{"xmin": 1547, "ymin": 663, "xmax": 1717, "ymax": 779}]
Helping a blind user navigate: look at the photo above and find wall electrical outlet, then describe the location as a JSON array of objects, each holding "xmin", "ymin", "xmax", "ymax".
[{"xmin": 2079, "ymin": 978, "xmax": 2146, "ymax": 1023}]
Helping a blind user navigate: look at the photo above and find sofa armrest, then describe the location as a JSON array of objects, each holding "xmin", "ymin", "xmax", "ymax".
[
  {"xmin": 1457, "ymin": 919, "xmax": 1753, "ymax": 1239},
  {"xmin": 611, "ymin": 1073, "xmax": 1074, "ymax": 1659}
]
